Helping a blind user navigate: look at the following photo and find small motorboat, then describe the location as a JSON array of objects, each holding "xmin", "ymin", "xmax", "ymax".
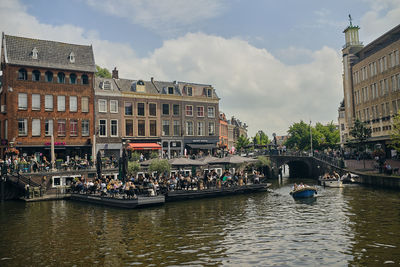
[
  {"xmin": 319, "ymin": 172, "xmax": 344, "ymax": 188},
  {"xmin": 341, "ymin": 173, "xmax": 359, "ymax": 184},
  {"xmin": 290, "ymin": 185, "xmax": 317, "ymax": 198}
]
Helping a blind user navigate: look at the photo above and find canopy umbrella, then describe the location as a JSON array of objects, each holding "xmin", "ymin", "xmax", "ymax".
[
  {"xmin": 168, "ymin": 157, "xmax": 205, "ymax": 166},
  {"xmin": 208, "ymin": 155, "xmax": 258, "ymax": 165},
  {"xmin": 199, "ymin": 155, "xmax": 219, "ymax": 164},
  {"xmin": 96, "ymin": 151, "xmax": 102, "ymax": 180},
  {"xmin": 140, "ymin": 158, "xmax": 159, "ymax": 166}
]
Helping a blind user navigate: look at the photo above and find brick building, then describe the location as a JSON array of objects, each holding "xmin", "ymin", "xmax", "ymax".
[
  {"xmin": 0, "ymin": 33, "xmax": 95, "ymax": 160},
  {"xmin": 340, "ymin": 21, "xmax": 400, "ymax": 157}
]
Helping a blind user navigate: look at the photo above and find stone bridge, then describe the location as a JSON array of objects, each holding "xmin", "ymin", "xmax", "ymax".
[{"xmin": 268, "ymin": 154, "xmax": 346, "ymax": 179}]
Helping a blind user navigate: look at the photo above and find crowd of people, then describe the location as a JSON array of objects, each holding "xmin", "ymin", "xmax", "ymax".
[{"xmin": 70, "ymin": 170, "xmax": 264, "ymax": 198}]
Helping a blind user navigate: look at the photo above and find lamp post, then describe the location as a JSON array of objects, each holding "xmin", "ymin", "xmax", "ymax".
[{"xmin": 310, "ymin": 120, "xmax": 313, "ymax": 157}]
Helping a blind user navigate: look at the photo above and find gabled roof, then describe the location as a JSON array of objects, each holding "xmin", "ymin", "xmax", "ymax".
[
  {"xmin": 177, "ymin": 81, "xmax": 219, "ymax": 98},
  {"xmin": 116, "ymin": 78, "xmax": 159, "ymax": 94},
  {"xmin": 152, "ymin": 80, "xmax": 181, "ymax": 95},
  {"xmin": 94, "ymin": 77, "xmax": 119, "ymax": 92},
  {"xmin": 2, "ymin": 33, "xmax": 96, "ymax": 72}
]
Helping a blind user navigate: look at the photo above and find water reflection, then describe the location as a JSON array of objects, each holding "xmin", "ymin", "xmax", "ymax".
[{"xmin": 1, "ymin": 179, "xmax": 400, "ymax": 266}]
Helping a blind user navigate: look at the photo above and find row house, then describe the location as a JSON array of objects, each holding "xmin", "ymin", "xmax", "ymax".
[
  {"xmin": 94, "ymin": 71, "xmax": 220, "ymax": 158},
  {"xmin": 0, "ymin": 33, "xmax": 95, "ymax": 160}
]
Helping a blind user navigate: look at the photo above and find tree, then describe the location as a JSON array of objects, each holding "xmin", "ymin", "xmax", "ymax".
[
  {"xmin": 235, "ymin": 135, "xmax": 250, "ymax": 151},
  {"xmin": 390, "ymin": 111, "xmax": 400, "ymax": 153},
  {"xmin": 315, "ymin": 121, "xmax": 340, "ymax": 150},
  {"xmin": 95, "ymin": 65, "xmax": 112, "ymax": 78},
  {"xmin": 148, "ymin": 159, "xmax": 171, "ymax": 176},
  {"xmin": 127, "ymin": 160, "xmax": 140, "ymax": 177},
  {"xmin": 349, "ymin": 119, "xmax": 372, "ymax": 169},
  {"xmin": 253, "ymin": 130, "xmax": 269, "ymax": 147},
  {"xmin": 284, "ymin": 121, "xmax": 312, "ymax": 151}
]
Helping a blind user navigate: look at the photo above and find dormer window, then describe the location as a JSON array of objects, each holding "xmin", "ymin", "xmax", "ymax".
[
  {"xmin": 185, "ymin": 86, "xmax": 193, "ymax": 96},
  {"xmin": 206, "ymin": 88, "xmax": 212, "ymax": 97},
  {"xmin": 68, "ymin": 52, "xmax": 75, "ymax": 63},
  {"xmin": 31, "ymin": 47, "xmax": 38, "ymax": 59},
  {"xmin": 137, "ymin": 80, "xmax": 145, "ymax": 86},
  {"xmin": 100, "ymin": 81, "xmax": 112, "ymax": 90},
  {"xmin": 168, "ymin": 87, "xmax": 174, "ymax": 94}
]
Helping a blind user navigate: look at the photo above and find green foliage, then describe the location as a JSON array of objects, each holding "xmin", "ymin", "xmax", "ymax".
[
  {"xmin": 255, "ymin": 156, "xmax": 271, "ymax": 169},
  {"xmin": 150, "ymin": 151, "xmax": 159, "ymax": 159},
  {"xmin": 130, "ymin": 151, "xmax": 141, "ymax": 162},
  {"xmin": 148, "ymin": 159, "xmax": 171, "ymax": 175},
  {"xmin": 349, "ymin": 119, "xmax": 372, "ymax": 148},
  {"xmin": 95, "ymin": 65, "xmax": 112, "ymax": 78},
  {"xmin": 285, "ymin": 120, "xmax": 340, "ymax": 151},
  {"xmin": 235, "ymin": 135, "xmax": 250, "ymax": 151},
  {"xmin": 127, "ymin": 160, "xmax": 140, "ymax": 176},
  {"xmin": 391, "ymin": 111, "xmax": 400, "ymax": 153},
  {"xmin": 253, "ymin": 130, "xmax": 269, "ymax": 147}
]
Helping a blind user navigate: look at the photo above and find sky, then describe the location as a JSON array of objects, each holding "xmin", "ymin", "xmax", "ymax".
[{"xmin": 0, "ymin": 0, "xmax": 399, "ymax": 137}]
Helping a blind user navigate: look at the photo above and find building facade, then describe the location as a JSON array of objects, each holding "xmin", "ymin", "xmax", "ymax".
[
  {"xmin": 340, "ymin": 22, "xmax": 400, "ymax": 156},
  {"xmin": 0, "ymin": 33, "xmax": 95, "ymax": 160}
]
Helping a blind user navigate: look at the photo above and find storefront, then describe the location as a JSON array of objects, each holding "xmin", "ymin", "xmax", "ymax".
[
  {"xmin": 161, "ymin": 138, "xmax": 184, "ymax": 158},
  {"xmin": 16, "ymin": 144, "xmax": 92, "ymax": 162},
  {"xmin": 126, "ymin": 142, "xmax": 162, "ymax": 159},
  {"xmin": 96, "ymin": 143, "xmax": 122, "ymax": 159},
  {"xmin": 184, "ymin": 137, "xmax": 219, "ymax": 156}
]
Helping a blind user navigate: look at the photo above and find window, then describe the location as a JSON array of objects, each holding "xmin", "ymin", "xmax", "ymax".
[
  {"xmin": 173, "ymin": 120, "xmax": 180, "ymax": 136},
  {"xmin": 81, "ymin": 97, "xmax": 89, "ymax": 113},
  {"xmin": 137, "ymin": 103, "xmax": 145, "ymax": 116},
  {"xmin": 110, "ymin": 100, "xmax": 118, "ymax": 113},
  {"xmin": 168, "ymin": 87, "xmax": 174, "ymax": 94},
  {"xmin": 68, "ymin": 52, "xmax": 75, "ymax": 63},
  {"xmin": 45, "ymin": 71, "xmax": 53, "ymax": 82},
  {"xmin": 32, "ymin": 70, "xmax": 40, "ymax": 81},
  {"xmin": 32, "ymin": 94, "xmax": 40, "ymax": 111},
  {"xmin": 162, "ymin": 120, "xmax": 170, "ymax": 136},
  {"xmin": 150, "ymin": 120, "xmax": 157, "ymax": 136},
  {"xmin": 173, "ymin": 104, "xmax": 180, "ymax": 116},
  {"xmin": 138, "ymin": 120, "xmax": 145, "ymax": 136},
  {"xmin": 186, "ymin": 121, "xmax": 193, "ymax": 135},
  {"xmin": 18, "ymin": 93, "xmax": 27, "ymax": 110},
  {"xmin": 101, "ymin": 81, "xmax": 112, "ymax": 90},
  {"xmin": 57, "ymin": 120, "xmax": 66, "ymax": 136},
  {"xmin": 99, "ymin": 120, "xmax": 107, "ymax": 137},
  {"xmin": 185, "ymin": 105, "xmax": 193, "ymax": 116},
  {"xmin": 125, "ymin": 119, "xmax": 133, "ymax": 136},
  {"xmin": 395, "ymin": 50, "xmax": 399, "ymax": 66},
  {"xmin": 99, "ymin": 99, "xmax": 107, "ymax": 113},
  {"xmin": 111, "ymin": 120, "xmax": 118, "ymax": 137},
  {"xmin": 31, "ymin": 47, "xmax": 38, "ymax": 59},
  {"xmin": 57, "ymin": 96, "xmax": 65, "ymax": 111},
  {"xmin": 82, "ymin": 120, "xmax": 89, "ymax": 136},
  {"xmin": 70, "ymin": 119, "xmax": 78, "ymax": 136},
  {"xmin": 149, "ymin": 103, "xmax": 157, "ymax": 116},
  {"xmin": 197, "ymin": 106, "xmax": 204, "ymax": 117},
  {"xmin": 125, "ymin": 102, "xmax": 133, "ymax": 115},
  {"xmin": 4, "ymin": 120, "xmax": 7, "ymax": 140},
  {"xmin": 45, "ymin": 95, "xmax": 53, "ymax": 111},
  {"xmin": 208, "ymin": 122, "xmax": 215, "ymax": 136},
  {"xmin": 81, "ymin": 74, "xmax": 89, "ymax": 85},
  {"xmin": 32, "ymin": 119, "xmax": 41, "ymax": 137},
  {"xmin": 197, "ymin": 122, "xmax": 204, "ymax": 136},
  {"xmin": 18, "ymin": 119, "xmax": 27, "ymax": 136},
  {"xmin": 45, "ymin": 119, "xmax": 53, "ymax": 136},
  {"xmin": 70, "ymin": 73, "xmax": 77, "ymax": 84},
  {"xmin": 206, "ymin": 88, "xmax": 212, "ymax": 97},
  {"xmin": 162, "ymin": 104, "xmax": 169, "ymax": 115},
  {"xmin": 207, "ymin": 106, "xmax": 215, "ymax": 118},
  {"xmin": 186, "ymin": 86, "xmax": 193, "ymax": 96},
  {"xmin": 57, "ymin": 72, "xmax": 65, "ymax": 83},
  {"xmin": 18, "ymin": 69, "xmax": 27, "ymax": 80},
  {"xmin": 70, "ymin": 96, "xmax": 77, "ymax": 112}
]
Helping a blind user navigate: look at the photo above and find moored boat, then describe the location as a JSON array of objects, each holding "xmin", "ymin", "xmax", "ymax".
[
  {"xmin": 318, "ymin": 176, "xmax": 344, "ymax": 188},
  {"xmin": 290, "ymin": 186, "xmax": 317, "ymax": 198}
]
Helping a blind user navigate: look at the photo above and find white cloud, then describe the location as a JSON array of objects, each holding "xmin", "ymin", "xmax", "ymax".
[
  {"xmin": 360, "ymin": 0, "xmax": 400, "ymax": 43},
  {"xmin": 85, "ymin": 0, "xmax": 227, "ymax": 35},
  {"xmin": 0, "ymin": 0, "xmax": 343, "ymax": 137}
]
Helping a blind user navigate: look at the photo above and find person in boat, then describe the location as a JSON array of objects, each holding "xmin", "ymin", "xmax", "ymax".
[{"xmin": 293, "ymin": 183, "xmax": 298, "ymax": 190}]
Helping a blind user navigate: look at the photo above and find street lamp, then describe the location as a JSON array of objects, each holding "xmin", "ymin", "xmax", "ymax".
[{"xmin": 310, "ymin": 120, "xmax": 313, "ymax": 156}]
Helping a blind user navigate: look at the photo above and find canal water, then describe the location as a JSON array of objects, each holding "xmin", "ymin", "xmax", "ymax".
[{"xmin": 1, "ymin": 178, "xmax": 400, "ymax": 266}]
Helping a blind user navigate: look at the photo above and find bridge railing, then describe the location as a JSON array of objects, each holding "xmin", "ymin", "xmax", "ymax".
[{"xmin": 313, "ymin": 152, "xmax": 345, "ymax": 168}]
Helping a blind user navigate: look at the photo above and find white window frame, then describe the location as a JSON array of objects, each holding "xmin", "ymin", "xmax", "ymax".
[
  {"xmin": 197, "ymin": 106, "xmax": 204, "ymax": 117},
  {"xmin": 197, "ymin": 121, "xmax": 204, "ymax": 136},
  {"xmin": 208, "ymin": 122, "xmax": 215, "ymax": 136},
  {"xmin": 45, "ymin": 95, "xmax": 53, "ymax": 111},
  {"xmin": 162, "ymin": 120, "xmax": 170, "ymax": 136},
  {"xmin": 185, "ymin": 105, "xmax": 193, "ymax": 116},
  {"xmin": 82, "ymin": 120, "xmax": 89, "ymax": 136},
  {"xmin": 32, "ymin": 119, "xmax": 41, "ymax": 137},
  {"xmin": 99, "ymin": 119, "xmax": 107, "ymax": 137},
  {"xmin": 18, "ymin": 93, "xmax": 28, "ymax": 110},
  {"xmin": 110, "ymin": 119, "xmax": 118, "ymax": 137},
  {"xmin": 81, "ymin": 97, "xmax": 89, "ymax": 113},
  {"xmin": 186, "ymin": 121, "xmax": 194, "ymax": 136},
  {"xmin": 45, "ymin": 119, "xmax": 53, "ymax": 136},
  {"xmin": 110, "ymin": 100, "xmax": 118, "ymax": 113},
  {"xmin": 99, "ymin": 99, "xmax": 107, "ymax": 113},
  {"xmin": 70, "ymin": 119, "xmax": 78, "ymax": 136},
  {"xmin": 18, "ymin": 119, "xmax": 28, "ymax": 136},
  {"xmin": 57, "ymin": 96, "xmax": 66, "ymax": 112},
  {"xmin": 32, "ymin": 94, "xmax": 41, "ymax": 111},
  {"xmin": 208, "ymin": 106, "xmax": 215, "ymax": 118},
  {"xmin": 70, "ymin": 96, "xmax": 78, "ymax": 112}
]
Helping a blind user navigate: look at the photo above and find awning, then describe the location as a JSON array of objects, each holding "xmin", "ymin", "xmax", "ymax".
[
  {"xmin": 187, "ymin": 143, "xmax": 216, "ymax": 149},
  {"xmin": 127, "ymin": 143, "xmax": 161, "ymax": 150}
]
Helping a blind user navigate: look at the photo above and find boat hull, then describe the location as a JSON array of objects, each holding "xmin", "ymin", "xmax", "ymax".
[
  {"xmin": 321, "ymin": 180, "xmax": 343, "ymax": 188},
  {"xmin": 70, "ymin": 193, "xmax": 165, "ymax": 209},
  {"xmin": 290, "ymin": 187, "xmax": 317, "ymax": 198}
]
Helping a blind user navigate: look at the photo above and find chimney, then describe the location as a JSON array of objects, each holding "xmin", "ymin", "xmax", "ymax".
[
  {"xmin": 112, "ymin": 67, "xmax": 119, "ymax": 79},
  {"xmin": 151, "ymin": 77, "xmax": 154, "ymax": 83}
]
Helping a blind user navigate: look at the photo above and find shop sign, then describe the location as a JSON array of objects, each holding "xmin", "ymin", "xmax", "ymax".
[{"xmin": 44, "ymin": 141, "xmax": 66, "ymax": 146}]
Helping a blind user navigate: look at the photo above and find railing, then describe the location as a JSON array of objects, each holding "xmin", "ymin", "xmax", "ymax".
[{"xmin": 313, "ymin": 152, "xmax": 345, "ymax": 168}]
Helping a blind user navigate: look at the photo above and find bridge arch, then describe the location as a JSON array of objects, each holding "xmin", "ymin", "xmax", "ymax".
[{"xmin": 270, "ymin": 155, "xmax": 314, "ymax": 178}]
